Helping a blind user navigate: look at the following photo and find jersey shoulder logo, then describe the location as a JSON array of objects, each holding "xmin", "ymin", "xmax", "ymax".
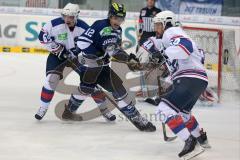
[
  {"xmin": 57, "ymin": 32, "xmax": 68, "ymax": 40},
  {"xmin": 100, "ymin": 27, "xmax": 112, "ymax": 37}
]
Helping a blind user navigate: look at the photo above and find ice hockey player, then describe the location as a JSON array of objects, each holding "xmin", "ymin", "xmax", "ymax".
[
  {"xmin": 74, "ymin": 2, "xmax": 156, "ymax": 132},
  {"xmin": 35, "ymin": 3, "xmax": 116, "ymax": 122},
  {"xmin": 151, "ymin": 11, "xmax": 211, "ymax": 158},
  {"xmin": 135, "ymin": 33, "xmax": 218, "ymax": 107}
]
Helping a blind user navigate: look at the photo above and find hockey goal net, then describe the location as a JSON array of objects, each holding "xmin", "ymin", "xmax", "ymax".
[{"xmin": 183, "ymin": 26, "xmax": 240, "ymax": 102}]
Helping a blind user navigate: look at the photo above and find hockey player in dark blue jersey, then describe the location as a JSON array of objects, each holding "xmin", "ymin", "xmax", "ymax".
[
  {"xmin": 35, "ymin": 3, "xmax": 116, "ymax": 122},
  {"xmin": 74, "ymin": 2, "xmax": 156, "ymax": 132}
]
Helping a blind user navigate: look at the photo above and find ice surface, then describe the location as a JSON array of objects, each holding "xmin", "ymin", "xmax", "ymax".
[{"xmin": 0, "ymin": 53, "xmax": 239, "ymax": 160}]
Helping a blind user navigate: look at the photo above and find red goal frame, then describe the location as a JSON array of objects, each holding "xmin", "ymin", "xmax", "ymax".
[{"xmin": 183, "ymin": 26, "xmax": 223, "ymax": 102}]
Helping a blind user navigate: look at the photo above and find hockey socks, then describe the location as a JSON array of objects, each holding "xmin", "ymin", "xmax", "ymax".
[
  {"xmin": 67, "ymin": 94, "xmax": 84, "ymax": 112},
  {"xmin": 184, "ymin": 115, "xmax": 201, "ymax": 138},
  {"xmin": 92, "ymin": 91, "xmax": 116, "ymax": 121},
  {"xmin": 40, "ymin": 86, "xmax": 54, "ymax": 108},
  {"xmin": 165, "ymin": 115, "xmax": 191, "ymax": 141},
  {"xmin": 119, "ymin": 102, "xmax": 156, "ymax": 132},
  {"xmin": 35, "ymin": 87, "xmax": 54, "ymax": 120}
]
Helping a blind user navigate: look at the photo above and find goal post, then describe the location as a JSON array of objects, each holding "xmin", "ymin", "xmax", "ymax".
[{"xmin": 183, "ymin": 26, "xmax": 240, "ymax": 102}]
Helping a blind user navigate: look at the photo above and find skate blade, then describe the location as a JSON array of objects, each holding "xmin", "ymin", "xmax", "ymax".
[
  {"xmin": 200, "ymin": 140, "xmax": 211, "ymax": 149},
  {"xmin": 201, "ymin": 143, "xmax": 211, "ymax": 149},
  {"xmin": 180, "ymin": 145, "xmax": 205, "ymax": 160},
  {"xmin": 104, "ymin": 118, "xmax": 116, "ymax": 123}
]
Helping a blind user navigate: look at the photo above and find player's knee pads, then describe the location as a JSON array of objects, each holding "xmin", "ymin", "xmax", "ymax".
[
  {"xmin": 44, "ymin": 74, "xmax": 60, "ymax": 90},
  {"xmin": 156, "ymin": 101, "xmax": 178, "ymax": 123}
]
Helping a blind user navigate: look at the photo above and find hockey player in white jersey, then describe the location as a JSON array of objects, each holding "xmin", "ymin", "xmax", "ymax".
[
  {"xmin": 35, "ymin": 3, "xmax": 116, "ymax": 121},
  {"xmin": 136, "ymin": 37, "xmax": 218, "ymax": 106},
  {"xmin": 150, "ymin": 11, "xmax": 211, "ymax": 159}
]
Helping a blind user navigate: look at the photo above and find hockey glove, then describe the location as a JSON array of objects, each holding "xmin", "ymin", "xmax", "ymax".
[
  {"xmin": 127, "ymin": 53, "xmax": 142, "ymax": 71},
  {"xmin": 51, "ymin": 44, "xmax": 70, "ymax": 60},
  {"xmin": 128, "ymin": 53, "xmax": 140, "ymax": 63},
  {"xmin": 160, "ymin": 64, "xmax": 170, "ymax": 78}
]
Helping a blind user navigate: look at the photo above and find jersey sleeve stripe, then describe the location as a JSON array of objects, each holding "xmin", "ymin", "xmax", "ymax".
[
  {"xmin": 171, "ymin": 36, "xmax": 194, "ymax": 55},
  {"xmin": 77, "ymin": 36, "xmax": 93, "ymax": 43},
  {"xmin": 179, "ymin": 38, "xmax": 193, "ymax": 53},
  {"xmin": 178, "ymin": 44, "xmax": 191, "ymax": 55}
]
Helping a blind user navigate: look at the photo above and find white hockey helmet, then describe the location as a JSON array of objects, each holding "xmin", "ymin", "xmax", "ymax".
[
  {"xmin": 61, "ymin": 3, "xmax": 80, "ymax": 20},
  {"xmin": 153, "ymin": 10, "xmax": 177, "ymax": 29}
]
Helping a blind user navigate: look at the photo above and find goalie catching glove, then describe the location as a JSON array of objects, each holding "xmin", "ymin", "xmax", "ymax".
[{"xmin": 127, "ymin": 53, "xmax": 143, "ymax": 71}]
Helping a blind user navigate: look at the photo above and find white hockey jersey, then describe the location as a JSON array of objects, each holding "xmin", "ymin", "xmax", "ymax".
[
  {"xmin": 142, "ymin": 36, "xmax": 164, "ymax": 53},
  {"xmin": 38, "ymin": 17, "xmax": 89, "ymax": 52},
  {"xmin": 137, "ymin": 36, "xmax": 164, "ymax": 63},
  {"xmin": 162, "ymin": 27, "xmax": 208, "ymax": 82}
]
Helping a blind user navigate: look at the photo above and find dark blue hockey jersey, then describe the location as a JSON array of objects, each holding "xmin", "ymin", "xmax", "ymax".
[{"xmin": 76, "ymin": 19, "xmax": 122, "ymax": 61}]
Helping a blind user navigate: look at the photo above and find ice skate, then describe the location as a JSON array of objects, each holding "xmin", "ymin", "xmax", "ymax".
[
  {"xmin": 197, "ymin": 129, "xmax": 211, "ymax": 148},
  {"xmin": 130, "ymin": 112, "xmax": 156, "ymax": 132},
  {"xmin": 102, "ymin": 111, "xmax": 116, "ymax": 121},
  {"xmin": 35, "ymin": 106, "xmax": 48, "ymax": 120},
  {"xmin": 178, "ymin": 135, "xmax": 205, "ymax": 160}
]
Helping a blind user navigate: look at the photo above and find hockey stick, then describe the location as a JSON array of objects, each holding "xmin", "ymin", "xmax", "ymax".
[
  {"xmin": 161, "ymin": 122, "xmax": 177, "ymax": 142},
  {"xmin": 157, "ymin": 76, "xmax": 177, "ymax": 142},
  {"xmin": 96, "ymin": 85, "xmax": 155, "ymax": 132}
]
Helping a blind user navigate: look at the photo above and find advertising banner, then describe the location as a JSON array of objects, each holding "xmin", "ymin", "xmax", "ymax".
[
  {"xmin": 0, "ymin": 14, "xmax": 138, "ymax": 53},
  {"xmin": 156, "ymin": 0, "xmax": 181, "ymax": 14},
  {"xmin": 179, "ymin": 0, "xmax": 223, "ymax": 16}
]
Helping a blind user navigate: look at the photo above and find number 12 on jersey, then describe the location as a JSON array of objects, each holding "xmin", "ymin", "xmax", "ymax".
[{"xmin": 85, "ymin": 28, "xmax": 95, "ymax": 37}]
